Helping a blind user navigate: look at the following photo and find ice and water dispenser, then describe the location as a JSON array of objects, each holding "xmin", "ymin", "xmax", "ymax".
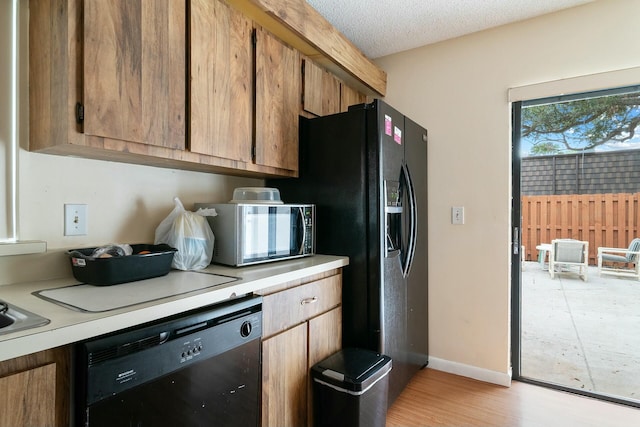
[{"xmin": 384, "ymin": 180, "xmax": 402, "ymax": 257}]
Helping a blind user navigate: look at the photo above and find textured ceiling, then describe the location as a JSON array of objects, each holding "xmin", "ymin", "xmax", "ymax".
[{"xmin": 306, "ymin": 0, "xmax": 594, "ymax": 58}]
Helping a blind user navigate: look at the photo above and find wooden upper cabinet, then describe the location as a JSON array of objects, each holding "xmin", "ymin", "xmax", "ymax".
[
  {"xmin": 83, "ymin": 0, "xmax": 186, "ymax": 150},
  {"xmin": 340, "ymin": 84, "xmax": 367, "ymax": 113},
  {"xmin": 255, "ymin": 27, "xmax": 301, "ymax": 172},
  {"xmin": 302, "ymin": 59, "xmax": 340, "ymax": 117},
  {"xmin": 31, "ymin": 0, "xmax": 368, "ymax": 178},
  {"xmin": 190, "ymin": 0, "xmax": 253, "ymax": 162}
]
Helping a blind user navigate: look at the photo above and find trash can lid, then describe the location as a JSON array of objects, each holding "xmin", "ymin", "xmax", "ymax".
[{"xmin": 311, "ymin": 348, "xmax": 392, "ymax": 393}]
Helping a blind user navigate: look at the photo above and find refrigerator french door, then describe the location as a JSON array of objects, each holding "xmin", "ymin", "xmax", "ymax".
[{"xmin": 269, "ymin": 99, "xmax": 428, "ymax": 405}]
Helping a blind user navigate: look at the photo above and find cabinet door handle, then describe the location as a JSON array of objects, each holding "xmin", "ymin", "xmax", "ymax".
[{"xmin": 300, "ymin": 297, "xmax": 318, "ymax": 305}]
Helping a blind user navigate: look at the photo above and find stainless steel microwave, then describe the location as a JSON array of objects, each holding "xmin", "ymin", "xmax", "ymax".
[{"xmin": 195, "ymin": 203, "xmax": 315, "ymax": 266}]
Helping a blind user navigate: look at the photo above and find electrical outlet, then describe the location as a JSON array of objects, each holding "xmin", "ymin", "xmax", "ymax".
[
  {"xmin": 452, "ymin": 206, "xmax": 464, "ymax": 225},
  {"xmin": 65, "ymin": 204, "xmax": 88, "ymax": 236}
]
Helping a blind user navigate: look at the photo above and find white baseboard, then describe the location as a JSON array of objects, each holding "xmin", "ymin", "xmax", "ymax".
[{"xmin": 427, "ymin": 357, "xmax": 512, "ymax": 387}]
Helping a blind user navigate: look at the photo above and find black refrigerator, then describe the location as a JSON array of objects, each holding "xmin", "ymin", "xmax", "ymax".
[{"xmin": 269, "ymin": 99, "xmax": 428, "ymax": 405}]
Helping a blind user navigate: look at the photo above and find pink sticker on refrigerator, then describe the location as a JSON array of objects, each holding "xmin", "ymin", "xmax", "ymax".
[
  {"xmin": 385, "ymin": 115, "xmax": 392, "ymax": 136},
  {"xmin": 394, "ymin": 126, "xmax": 402, "ymax": 144}
]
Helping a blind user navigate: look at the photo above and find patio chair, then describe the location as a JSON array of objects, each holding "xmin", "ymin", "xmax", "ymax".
[
  {"xmin": 549, "ymin": 239, "xmax": 589, "ymax": 281},
  {"xmin": 597, "ymin": 238, "xmax": 640, "ymax": 281}
]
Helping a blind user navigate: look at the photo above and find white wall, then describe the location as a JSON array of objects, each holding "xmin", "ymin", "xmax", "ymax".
[
  {"xmin": 376, "ymin": 0, "xmax": 640, "ymax": 382},
  {"xmin": 0, "ymin": 153, "xmax": 260, "ymax": 284},
  {"xmin": 0, "ymin": 1, "xmax": 261, "ymax": 285}
]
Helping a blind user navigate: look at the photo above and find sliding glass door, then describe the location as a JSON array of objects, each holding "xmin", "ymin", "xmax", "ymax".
[{"xmin": 511, "ymin": 86, "xmax": 640, "ymax": 408}]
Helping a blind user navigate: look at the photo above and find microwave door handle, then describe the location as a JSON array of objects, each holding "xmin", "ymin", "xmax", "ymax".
[{"xmin": 297, "ymin": 207, "xmax": 306, "ymax": 255}]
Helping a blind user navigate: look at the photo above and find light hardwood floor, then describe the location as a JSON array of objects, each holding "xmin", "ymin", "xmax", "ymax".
[{"xmin": 386, "ymin": 368, "xmax": 640, "ymax": 426}]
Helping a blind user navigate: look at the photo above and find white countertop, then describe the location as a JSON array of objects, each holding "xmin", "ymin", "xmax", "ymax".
[{"xmin": 0, "ymin": 255, "xmax": 348, "ymax": 362}]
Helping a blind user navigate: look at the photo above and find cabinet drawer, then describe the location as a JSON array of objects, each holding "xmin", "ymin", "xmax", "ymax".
[{"xmin": 262, "ymin": 275, "xmax": 341, "ymax": 338}]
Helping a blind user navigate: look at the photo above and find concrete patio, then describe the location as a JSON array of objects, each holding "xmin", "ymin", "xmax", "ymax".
[{"xmin": 520, "ymin": 261, "xmax": 640, "ymax": 403}]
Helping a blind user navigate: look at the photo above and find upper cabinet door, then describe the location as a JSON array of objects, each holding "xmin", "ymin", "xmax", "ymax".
[
  {"xmin": 83, "ymin": 0, "xmax": 186, "ymax": 149},
  {"xmin": 302, "ymin": 59, "xmax": 340, "ymax": 117},
  {"xmin": 340, "ymin": 84, "xmax": 367, "ymax": 113},
  {"xmin": 255, "ymin": 27, "xmax": 300, "ymax": 172},
  {"xmin": 190, "ymin": 0, "xmax": 253, "ymax": 162}
]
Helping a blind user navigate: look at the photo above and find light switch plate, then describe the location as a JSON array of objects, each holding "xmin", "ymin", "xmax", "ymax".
[
  {"xmin": 64, "ymin": 204, "xmax": 88, "ymax": 236},
  {"xmin": 452, "ymin": 206, "xmax": 464, "ymax": 225}
]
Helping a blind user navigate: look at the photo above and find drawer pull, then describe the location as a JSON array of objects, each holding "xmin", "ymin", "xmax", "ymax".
[{"xmin": 301, "ymin": 297, "xmax": 318, "ymax": 305}]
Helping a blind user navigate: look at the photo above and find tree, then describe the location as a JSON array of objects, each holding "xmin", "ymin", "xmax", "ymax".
[{"xmin": 522, "ymin": 92, "xmax": 640, "ymax": 155}]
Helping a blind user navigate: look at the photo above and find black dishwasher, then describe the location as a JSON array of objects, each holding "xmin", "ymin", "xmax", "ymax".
[{"xmin": 75, "ymin": 295, "xmax": 262, "ymax": 427}]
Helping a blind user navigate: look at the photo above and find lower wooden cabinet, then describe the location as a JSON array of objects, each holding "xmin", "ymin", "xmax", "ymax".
[
  {"xmin": 259, "ymin": 272, "xmax": 343, "ymax": 427},
  {"xmin": 307, "ymin": 306, "xmax": 342, "ymax": 425},
  {"xmin": 262, "ymin": 322, "xmax": 308, "ymax": 427},
  {"xmin": 0, "ymin": 346, "xmax": 70, "ymax": 427}
]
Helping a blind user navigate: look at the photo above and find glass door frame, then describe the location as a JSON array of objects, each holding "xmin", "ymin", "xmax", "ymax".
[{"xmin": 510, "ymin": 101, "xmax": 523, "ymax": 378}]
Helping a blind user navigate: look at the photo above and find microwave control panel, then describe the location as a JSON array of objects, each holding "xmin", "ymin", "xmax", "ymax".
[{"xmin": 301, "ymin": 206, "xmax": 315, "ymax": 255}]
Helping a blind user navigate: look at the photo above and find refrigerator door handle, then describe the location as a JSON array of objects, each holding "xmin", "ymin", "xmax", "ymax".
[{"xmin": 401, "ymin": 163, "xmax": 418, "ymax": 277}]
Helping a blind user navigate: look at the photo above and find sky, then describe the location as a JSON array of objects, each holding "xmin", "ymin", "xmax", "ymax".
[
  {"xmin": 521, "ymin": 129, "xmax": 640, "ymax": 157},
  {"xmin": 520, "ymin": 95, "xmax": 640, "ymax": 157}
]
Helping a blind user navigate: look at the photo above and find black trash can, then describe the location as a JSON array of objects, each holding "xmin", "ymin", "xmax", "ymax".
[{"xmin": 311, "ymin": 348, "xmax": 392, "ymax": 427}]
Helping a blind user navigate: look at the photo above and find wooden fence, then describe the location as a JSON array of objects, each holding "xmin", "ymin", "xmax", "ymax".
[{"xmin": 521, "ymin": 193, "xmax": 640, "ymax": 265}]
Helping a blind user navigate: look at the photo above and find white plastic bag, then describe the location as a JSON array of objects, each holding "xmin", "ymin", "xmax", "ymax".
[{"xmin": 154, "ymin": 197, "xmax": 217, "ymax": 271}]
